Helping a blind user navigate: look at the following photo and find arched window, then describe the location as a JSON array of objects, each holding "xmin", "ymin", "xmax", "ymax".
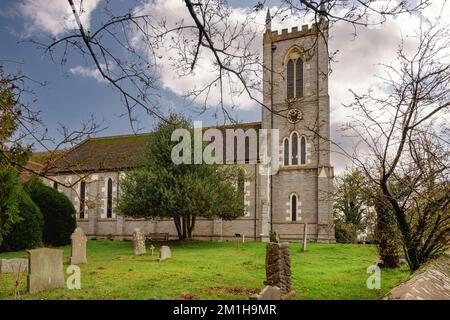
[
  {"xmin": 283, "ymin": 138, "xmax": 289, "ymax": 166},
  {"xmin": 245, "ymin": 136, "xmax": 250, "ymax": 163},
  {"xmin": 296, "ymin": 59, "xmax": 303, "ymax": 97},
  {"xmin": 107, "ymin": 178, "xmax": 113, "ymax": 218},
  {"xmin": 291, "ymin": 132, "xmax": 298, "ymax": 165},
  {"xmin": 79, "ymin": 181, "xmax": 86, "ymax": 219},
  {"xmin": 300, "ymin": 136, "xmax": 306, "ymax": 165},
  {"xmin": 287, "ymin": 59, "xmax": 294, "ymax": 99},
  {"xmin": 291, "ymin": 194, "xmax": 297, "ymax": 222},
  {"xmin": 286, "ymin": 56, "xmax": 304, "ymax": 99}
]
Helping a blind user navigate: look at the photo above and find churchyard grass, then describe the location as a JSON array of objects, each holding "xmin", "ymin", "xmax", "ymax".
[{"xmin": 0, "ymin": 240, "xmax": 410, "ymax": 300}]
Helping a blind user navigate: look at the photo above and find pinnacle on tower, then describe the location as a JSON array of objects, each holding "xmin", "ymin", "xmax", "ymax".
[
  {"xmin": 265, "ymin": 8, "xmax": 271, "ymax": 32},
  {"xmin": 319, "ymin": 1, "xmax": 326, "ymax": 22}
]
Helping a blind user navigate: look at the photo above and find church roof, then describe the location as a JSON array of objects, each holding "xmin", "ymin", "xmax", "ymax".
[
  {"xmin": 34, "ymin": 121, "xmax": 261, "ymax": 174},
  {"xmin": 37, "ymin": 133, "xmax": 151, "ymax": 174}
]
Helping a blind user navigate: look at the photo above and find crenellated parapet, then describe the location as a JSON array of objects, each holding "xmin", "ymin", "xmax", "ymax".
[{"xmin": 264, "ymin": 22, "xmax": 328, "ymax": 44}]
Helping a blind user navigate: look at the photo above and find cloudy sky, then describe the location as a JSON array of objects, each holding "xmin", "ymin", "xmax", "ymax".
[{"xmin": 0, "ymin": 0, "xmax": 447, "ymax": 173}]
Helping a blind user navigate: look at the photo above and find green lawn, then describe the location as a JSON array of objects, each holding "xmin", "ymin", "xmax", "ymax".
[{"xmin": 0, "ymin": 240, "xmax": 410, "ymax": 300}]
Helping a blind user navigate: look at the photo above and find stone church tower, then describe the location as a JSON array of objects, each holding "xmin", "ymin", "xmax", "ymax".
[{"xmin": 260, "ymin": 10, "xmax": 335, "ymax": 242}]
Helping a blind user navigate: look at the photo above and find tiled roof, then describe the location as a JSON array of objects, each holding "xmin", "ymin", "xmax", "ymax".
[
  {"xmin": 19, "ymin": 160, "xmax": 45, "ymax": 183},
  {"xmin": 48, "ymin": 134, "xmax": 151, "ymax": 173},
  {"xmin": 36, "ymin": 121, "xmax": 261, "ymax": 174}
]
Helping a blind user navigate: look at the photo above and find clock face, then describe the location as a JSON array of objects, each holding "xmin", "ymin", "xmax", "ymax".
[{"xmin": 287, "ymin": 108, "xmax": 303, "ymax": 124}]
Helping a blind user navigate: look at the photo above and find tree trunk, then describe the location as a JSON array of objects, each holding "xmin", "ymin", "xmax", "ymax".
[
  {"xmin": 188, "ymin": 216, "xmax": 196, "ymax": 239},
  {"xmin": 172, "ymin": 215, "xmax": 197, "ymax": 241},
  {"xmin": 374, "ymin": 198, "xmax": 400, "ymax": 268},
  {"xmin": 182, "ymin": 216, "xmax": 187, "ymax": 240},
  {"xmin": 380, "ymin": 181, "xmax": 420, "ymax": 271},
  {"xmin": 173, "ymin": 216, "xmax": 183, "ymax": 240}
]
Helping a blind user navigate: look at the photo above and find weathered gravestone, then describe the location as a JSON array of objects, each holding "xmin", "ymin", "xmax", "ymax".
[
  {"xmin": 249, "ymin": 285, "xmax": 281, "ymax": 300},
  {"xmin": 70, "ymin": 227, "xmax": 87, "ymax": 264},
  {"xmin": 133, "ymin": 228, "xmax": 146, "ymax": 255},
  {"xmin": 302, "ymin": 222, "xmax": 308, "ymax": 253},
  {"xmin": 27, "ymin": 248, "xmax": 64, "ymax": 294},
  {"xmin": 264, "ymin": 242, "xmax": 295, "ymax": 298},
  {"xmin": 159, "ymin": 246, "xmax": 171, "ymax": 261},
  {"xmin": 0, "ymin": 259, "xmax": 28, "ymax": 273}
]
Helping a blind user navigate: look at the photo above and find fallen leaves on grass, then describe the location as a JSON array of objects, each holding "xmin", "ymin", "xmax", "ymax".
[
  {"xmin": 205, "ymin": 286, "xmax": 259, "ymax": 296},
  {"xmin": 180, "ymin": 293, "xmax": 199, "ymax": 300}
]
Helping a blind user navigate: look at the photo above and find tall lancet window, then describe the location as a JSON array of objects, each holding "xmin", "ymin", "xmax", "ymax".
[
  {"xmin": 300, "ymin": 136, "xmax": 306, "ymax": 164},
  {"xmin": 79, "ymin": 181, "xmax": 86, "ymax": 219},
  {"xmin": 284, "ymin": 138, "xmax": 289, "ymax": 165},
  {"xmin": 107, "ymin": 178, "xmax": 113, "ymax": 218},
  {"xmin": 287, "ymin": 59, "xmax": 294, "ymax": 99},
  {"xmin": 296, "ymin": 59, "xmax": 304, "ymax": 97},
  {"xmin": 286, "ymin": 54, "xmax": 304, "ymax": 99},
  {"xmin": 291, "ymin": 132, "xmax": 298, "ymax": 165},
  {"xmin": 291, "ymin": 194, "xmax": 298, "ymax": 222}
]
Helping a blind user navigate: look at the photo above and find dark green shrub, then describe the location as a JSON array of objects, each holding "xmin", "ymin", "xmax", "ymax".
[
  {"xmin": 26, "ymin": 179, "xmax": 76, "ymax": 246},
  {"xmin": 0, "ymin": 190, "xmax": 43, "ymax": 252},
  {"xmin": 0, "ymin": 167, "xmax": 22, "ymax": 247},
  {"xmin": 335, "ymin": 221, "xmax": 358, "ymax": 244}
]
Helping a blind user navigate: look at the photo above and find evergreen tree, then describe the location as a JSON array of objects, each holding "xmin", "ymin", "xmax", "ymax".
[{"xmin": 117, "ymin": 114, "xmax": 246, "ymax": 240}]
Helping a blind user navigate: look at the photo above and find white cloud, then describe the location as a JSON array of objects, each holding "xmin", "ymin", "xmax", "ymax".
[
  {"xmin": 69, "ymin": 65, "xmax": 107, "ymax": 83},
  {"xmin": 423, "ymin": 0, "xmax": 448, "ymax": 21},
  {"xmin": 19, "ymin": 0, "xmax": 101, "ymax": 37},
  {"xmin": 131, "ymin": 0, "xmax": 266, "ymax": 111},
  {"xmin": 327, "ymin": 0, "xmax": 449, "ymax": 174}
]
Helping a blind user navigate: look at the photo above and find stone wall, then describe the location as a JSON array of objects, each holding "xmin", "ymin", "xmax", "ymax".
[
  {"xmin": 384, "ymin": 252, "xmax": 450, "ymax": 300},
  {"xmin": 43, "ymin": 165, "xmax": 332, "ymax": 242}
]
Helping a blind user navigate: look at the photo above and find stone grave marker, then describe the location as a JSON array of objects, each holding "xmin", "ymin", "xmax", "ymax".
[
  {"xmin": 264, "ymin": 242, "xmax": 295, "ymax": 298},
  {"xmin": 159, "ymin": 246, "xmax": 171, "ymax": 261},
  {"xmin": 302, "ymin": 222, "xmax": 308, "ymax": 252},
  {"xmin": 70, "ymin": 227, "xmax": 87, "ymax": 264},
  {"xmin": 133, "ymin": 228, "xmax": 146, "ymax": 255},
  {"xmin": 0, "ymin": 259, "xmax": 28, "ymax": 273},
  {"xmin": 27, "ymin": 248, "xmax": 64, "ymax": 294},
  {"xmin": 249, "ymin": 286, "xmax": 281, "ymax": 300}
]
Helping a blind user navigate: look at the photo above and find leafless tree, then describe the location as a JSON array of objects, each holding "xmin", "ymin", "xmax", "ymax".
[
  {"xmin": 0, "ymin": 65, "xmax": 105, "ymax": 188},
  {"xmin": 35, "ymin": 0, "xmax": 429, "ymax": 126},
  {"xmin": 343, "ymin": 19, "xmax": 450, "ymax": 271}
]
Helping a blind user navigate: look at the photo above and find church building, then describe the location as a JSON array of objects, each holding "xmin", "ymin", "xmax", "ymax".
[{"xmin": 37, "ymin": 13, "xmax": 335, "ymax": 243}]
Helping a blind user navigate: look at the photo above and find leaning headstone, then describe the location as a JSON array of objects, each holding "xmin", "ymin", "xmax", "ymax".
[
  {"xmin": 249, "ymin": 286, "xmax": 281, "ymax": 300},
  {"xmin": 27, "ymin": 248, "xmax": 64, "ymax": 294},
  {"xmin": 159, "ymin": 246, "xmax": 171, "ymax": 261},
  {"xmin": 264, "ymin": 242, "xmax": 295, "ymax": 298},
  {"xmin": 0, "ymin": 259, "xmax": 28, "ymax": 273},
  {"xmin": 70, "ymin": 227, "xmax": 87, "ymax": 264},
  {"xmin": 133, "ymin": 228, "xmax": 146, "ymax": 255},
  {"xmin": 302, "ymin": 222, "xmax": 308, "ymax": 252}
]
